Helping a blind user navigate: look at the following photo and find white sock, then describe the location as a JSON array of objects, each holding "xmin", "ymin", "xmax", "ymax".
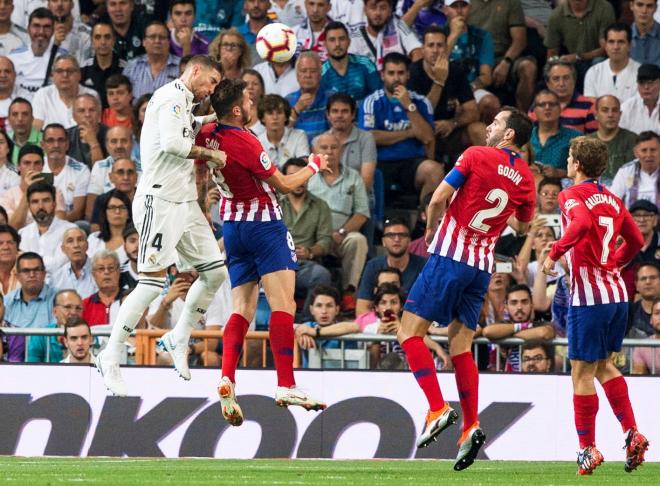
[
  {"xmin": 169, "ymin": 266, "xmax": 227, "ymax": 343},
  {"xmin": 106, "ymin": 277, "xmax": 165, "ymax": 358}
]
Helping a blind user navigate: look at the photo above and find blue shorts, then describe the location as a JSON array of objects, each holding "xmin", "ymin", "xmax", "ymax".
[
  {"xmin": 404, "ymin": 254, "xmax": 490, "ymax": 330},
  {"xmin": 223, "ymin": 220, "xmax": 298, "ymax": 288},
  {"xmin": 568, "ymin": 303, "xmax": 628, "ymax": 362}
]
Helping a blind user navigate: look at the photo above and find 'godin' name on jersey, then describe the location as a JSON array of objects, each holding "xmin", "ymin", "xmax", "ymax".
[
  {"xmin": 585, "ymin": 193, "xmax": 620, "ymax": 213},
  {"xmin": 497, "ymin": 164, "xmax": 523, "ymax": 186}
]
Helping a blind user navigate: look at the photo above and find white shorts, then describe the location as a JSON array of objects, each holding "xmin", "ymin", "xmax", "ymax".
[{"xmin": 133, "ymin": 195, "xmax": 224, "ymax": 273}]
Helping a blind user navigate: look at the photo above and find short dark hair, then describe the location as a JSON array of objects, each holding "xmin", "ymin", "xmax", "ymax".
[
  {"xmin": 282, "ymin": 157, "xmax": 307, "ymax": 174},
  {"xmin": 91, "ymin": 22, "xmax": 114, "ymax": 37},
  {"xmin": 0, "ymin": 130, "xmax": 14, "ymax": 157},
  {"xmin": 327, "ymin": 92, "xmax": 356, "ymax": 113},
  {"xmin": 53, "ymin": 288, "xmax": 81, "ymax": 306},
  {"xmin": 168, "ymin": 0, "xmax": 195, "ymax": 13},
  {"xmin": 211, "ymin": 78, "xmax": 246, "ymax": 119},
  {"xmin": 42, "ymin": 123, "xmax": 67, "ymax": 137},
  {"xmin": 8, "ymin": 97, "xmax": 32, "ymax": 113},
  {"xmin": 105, "ymin": 74, "xmax": 132, "ymax": 92},
  {"xmin": 323, "ymin": 20, "xmax": 349, "ymax": 38},
  {"xmin": 26, "ymin": 180, "xmax": 56, "ymax": 202},
  {"xmin": 422, "ymin": 25, "xmax": 447, "ymax": 44},
  {"xmin": 144, "ymin": 20, "xmax": 168, "ymax": 38},
  {"xmin": 543, "ymin": 59, "xmax": 577, "ymax": 83},
  {"xmin": 376, "ymin": 267, "xmax": 402, "ymax": 284},
  {"xmin": 604, "ymin": 22, "xmax": 632, "ymax": 43},
  {"xmin": 534, "ymin": 89, "xmax": 559, "ymax": 103},
  {"xmin": 18, "ymin": 144, "xmax": 44, "ymax": 164},
  {"xmin": 0, "ymin": 224, "xmax": 20, "ymax": 246},
  {"xmin": 521, "ymin": 341, "xmax": 554, "ymax": 371},
  {"xmin": 16, "ymin": 251, "xmax": 44, "ymax": 271},
  {"xmin": 382, "ymin": 52, "xmax": 410, "ymax": 70},
  {"xmin": 374, "ymin": 282, "xmax": 405, "ymax": 306},
  {"xmin": 123, "ymin": 224, "xmax": 138, "ymax": 239},
  {"xmin": 257, "ymin": 94, "xmax": 292, "ymax": 122},
  {"xmin": 63, "ymin": 316, "xmax": 91, "ymax": 339},
  {"xmin": 538, "ymin": 177, "xmax": 562, "ymax": 193},
  {"xmin": 636, "ymin": 261, "xmax": 660, "ymax": 279},
  {"xmin": 29, "ymin": 7, "xmax": 53, "ymax": 25},
  {"xmin": 383, "ymin": 217, "xmax": 409, "ymax": 232},
  {"xmin": 186, "ymin": 54, "xmax": 223, "ymax": 75},
  {"xmin": 99, "ymin": 189, "xmax": 132, "ymax": 242},
  {"xmin": 311, "ymin": 285, "xmax": 341, "ymax": 306},
  {"xmin": 635, "ymin": 130, "xmax": 660, "ymax": 146},
  {"xmin": 569, "ymin": 136, "xmax": 608, "ymax": 178},
  {"xmin": 501, "ymin": 106, "xmax": 533, "ymax": 147},
  {"xmin": 0, "ymin": 205, "xmax": 7, "ymax": 223},
  {"xmin": 506, "ymin": 284, "xmax": 532, "ymax": 301}
]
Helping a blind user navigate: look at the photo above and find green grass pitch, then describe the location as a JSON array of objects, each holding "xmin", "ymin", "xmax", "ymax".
[{"xmin": 1, "ymin": 458, "xmax": 659, "ymax": 485}]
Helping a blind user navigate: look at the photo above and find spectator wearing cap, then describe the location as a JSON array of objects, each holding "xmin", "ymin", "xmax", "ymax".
[
  {"xmin": 610, "ymin": 131, "xmax": 659, "ymax": 208},
  {"xmin": 629, "ymin": 0, "xmax": 660, "ymax": 66},
  {"xmin": 619, "ymin": 63, "xmax": 660, "ymax": 134},
  {"xmin": 621, "ymin": 199, "xmax": 660, "ymax": 296}
]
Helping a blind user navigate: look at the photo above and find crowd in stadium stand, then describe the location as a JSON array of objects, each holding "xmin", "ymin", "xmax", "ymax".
[{"xmin": 0, "ymin": 0, "xmax": 657, "ymax": 373}]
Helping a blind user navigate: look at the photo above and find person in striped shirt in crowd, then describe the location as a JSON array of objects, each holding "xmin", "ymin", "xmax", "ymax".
[
  {"xmin": 528, "ymin": 60, "xmax": 597, "ymax": 133},
  {"xmin": 197, "ymin": 78, "xmax": 331, "ymax": 427},
  {"xmin": 541, "ymin": 136, "xmax": 648, "ymax": 476},
  {"xmin": 397, "ymin": 107, "xmax": 536, "ymax": 471}
]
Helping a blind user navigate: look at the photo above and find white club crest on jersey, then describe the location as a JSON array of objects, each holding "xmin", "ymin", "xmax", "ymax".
[{"xmin": 260, "ymin": 151, "xmax": 272, "ymax": 170}]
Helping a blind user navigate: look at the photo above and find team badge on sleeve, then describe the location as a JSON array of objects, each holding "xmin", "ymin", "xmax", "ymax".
[
  {"xmin": 260, "ymin": 151, "xmax": 272, "ymax": 170},
  {"xmin": 172, "ymin": 104, "xmax": 182, "ymax": 117},
  {"xmin": 564, "ymin": 199, "xmax": 579, "ymax": 211}
]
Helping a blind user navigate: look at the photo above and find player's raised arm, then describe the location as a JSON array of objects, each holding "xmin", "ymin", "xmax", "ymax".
[{"xmin": 266, "ymin": 154, "xmax": 331, "ymax": 194}]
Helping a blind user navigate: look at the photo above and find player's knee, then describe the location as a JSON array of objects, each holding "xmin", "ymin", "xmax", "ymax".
[
  {"xmin": 344, "ymin": 232, "xmax": 368, "ymax": 251},
  {"xmin": 517, "ymin": 60, "xmax": 537, "ymax": 82},
  {"xmin": 199, "ymin": 264, "xmax": 228, "ymax": 290}
]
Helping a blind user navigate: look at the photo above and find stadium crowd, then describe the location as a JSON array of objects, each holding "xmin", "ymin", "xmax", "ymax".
[{"xmin": 0, "ymin": 0, "xmax": 657, "ymax": 373}]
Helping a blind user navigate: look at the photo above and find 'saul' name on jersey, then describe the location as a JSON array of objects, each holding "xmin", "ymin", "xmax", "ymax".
[
  {"xmin": 497, "ymin": 164, "xmax": 522, "ymax": 185},
  {"xmin": 205, "ymin": 137, "xmax": 219, "ymax": 150},
  {"xmin": 585, "ymin": 193, "xmax": 620, "ymax": 213}
]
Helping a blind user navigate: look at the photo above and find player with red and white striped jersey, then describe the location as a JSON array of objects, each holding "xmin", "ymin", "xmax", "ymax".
[
  {"xmin": 398, "ymin": 107, "xmax": 536, "ymax": 472},
  {"xmin": 542, "ymin": 136, "xmax": 648, "ymax": 476}
]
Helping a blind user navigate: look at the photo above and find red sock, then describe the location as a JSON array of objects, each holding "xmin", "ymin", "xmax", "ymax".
[
  {"xmin": 452, "ymin": 352, "xmax": 479, "ymax": 432},
  {"xmin": 401, "ymin": 336, "xmax": 445, "ymax": 411},
  {"xmin": 221, "ymin": 313, "xmax": 249, "ymax": 382},
  {"xmin": 574, "ymin": 393, "xmax": 599, "ymax": 448},
  {"xmin": 602, "ymin": 376, "xmax": 636, "ymax": 432},
  {"xmin": 269, "ymin": 311, "xmax": 296, "ymax": 387}
]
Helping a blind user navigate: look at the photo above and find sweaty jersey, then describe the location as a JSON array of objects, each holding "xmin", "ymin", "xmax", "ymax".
[
  {"xmin": 196, "ymin": 123, "xmax": 281, "ymax": 221},
  {"xmin": 136, "ymin": 79, "xmax": 198, "ymax": 203},
  {"xmin": 548, "ymin": 180, "xmax": 644, "ymax": 306},
  {"xmin": 428, "ymin": 146, "xmax": 536, "ymax": 271}
]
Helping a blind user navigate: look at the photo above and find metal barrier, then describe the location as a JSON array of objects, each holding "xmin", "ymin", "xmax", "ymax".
[{"xmin": 1, "ymin": 327, "xmax": 658, "ymax": 374}]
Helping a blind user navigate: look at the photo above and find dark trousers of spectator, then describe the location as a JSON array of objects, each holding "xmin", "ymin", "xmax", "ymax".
[{"xmin": 295, "ymin": 260, "xmax": 333, "ymax": 321}]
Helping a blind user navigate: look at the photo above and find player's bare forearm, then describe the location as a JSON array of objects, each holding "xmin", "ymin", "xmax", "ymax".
[{"xmin": 188, "ymin": 145, "xmax": 220, "ymax": 162}]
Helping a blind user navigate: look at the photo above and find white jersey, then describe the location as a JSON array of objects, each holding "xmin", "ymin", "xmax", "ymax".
[
  {"xmin": 11, "ymin": 0, "xmax": 80, "ymax": 29},
  {"xmin": 32, "ymin": 84, "xmax": 100, "ymax": 128},
  {"xmin": 0, "ymin": 163, "xmax": 19, "ymax": 193},
  {"xmin": 60, "ymin": 21, "xmax": 92, "ymax": 65},
  {"xmin": 43, "ymin": 156, "xmax": 91, "ymax": 212},
  {"xmin": 0, "ymin": 24, "xmax": 28, "ymax": 56},
  {"xmin": 137, "ymin": 78, "xmax": 198, "ymax": 203},
  {"xmin": 8, "ymin": 43, "xmax": 67, "ymax": 101}
]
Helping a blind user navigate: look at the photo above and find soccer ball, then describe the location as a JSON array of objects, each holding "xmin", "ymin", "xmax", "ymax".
[{"xmin": 256, "ymin": 23, "xmax": 297, "ymax": 63}]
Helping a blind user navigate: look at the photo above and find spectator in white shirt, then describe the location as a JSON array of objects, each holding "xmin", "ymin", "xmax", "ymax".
[
  {"xmin": 46, "ymin": 0, "xmax": 92, "ymax": 64},
  {"xmin": 610, "ymin": 131, "xmax": 659, "ymax": 208},
  {"xmin": 269, "ymin": 0, "xmax": 306, "ymax": 28},
  {"xmin": 0, "ymin": 129, "xmax": 19, "ymax": 192},
  {"xmin": 31, "ymin": 54, "xmax": 100, "ymax": 130},
  {"xmin": 48, "ymin": 226, "xmax": 98, "ymax": 299},
  {"xmin": 0, "ymin": 144, "xmax": 66, "ymax": 229},
  {"xmin": 583, "ymin": 23, "xmax": 641, "ymax": 103},
  {"xmin": 254, "ymin": 57, "xmax": 299, "ymax": 97},
  {"xmin": 294, "ymin": 0, "xmax": 332, "ymax": 60},
  {"xmin": 18, "ymin": 178, "xmax": 76, "ymax": 274},
  {"xmin": 256, "ymin": 94, "xmax": 309, "ymax": 169},
  {"xmin": 41, "ymin": 123, "xmax": 90, "ymax": 222},
  {"xmin": 8, "ymin": 8, "xmax": 67, "ymax": 101},
  {"xmin": 0, "ymin": 56, "xmax": 16, "ymax": 118},
  {"xmin": 0, "ymin": 1, "xmax": 28, "ymax": 56},
  {"xmin": 330, "ymin": 0, "xmax": 366, "ymax": 33},
  {"xmin": 11, "ymin": 0, "xmax": 79, "ymax": 30},
  {"xmin": 620, "ymin": 63, "xmax": 660, "ymax": 134}
]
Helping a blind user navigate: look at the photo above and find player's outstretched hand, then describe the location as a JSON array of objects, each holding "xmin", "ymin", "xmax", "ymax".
[
  {"xmin": 424, "ymin": 227, "xmax": 436, "ymax": 247},
  {"xmin": 206, "ymin": 149, "xmax": 227, "ymax": 170},
  {"xmin": 308, "ymin": 153, "xmax": 331, "ymax": 175},
  {"xmin": 541, "ymin": 255, "xmax": 558, "ymax": 277}
]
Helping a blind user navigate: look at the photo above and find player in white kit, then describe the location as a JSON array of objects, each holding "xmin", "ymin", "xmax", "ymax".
[{"xmin": 96, "ymin": 55, "xmax": 228, "ymax": 396}]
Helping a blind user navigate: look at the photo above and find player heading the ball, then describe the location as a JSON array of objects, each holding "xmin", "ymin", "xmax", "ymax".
[{"xmin": 196, "ymin": 78, "xmax": 330, "ymax": 425}]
